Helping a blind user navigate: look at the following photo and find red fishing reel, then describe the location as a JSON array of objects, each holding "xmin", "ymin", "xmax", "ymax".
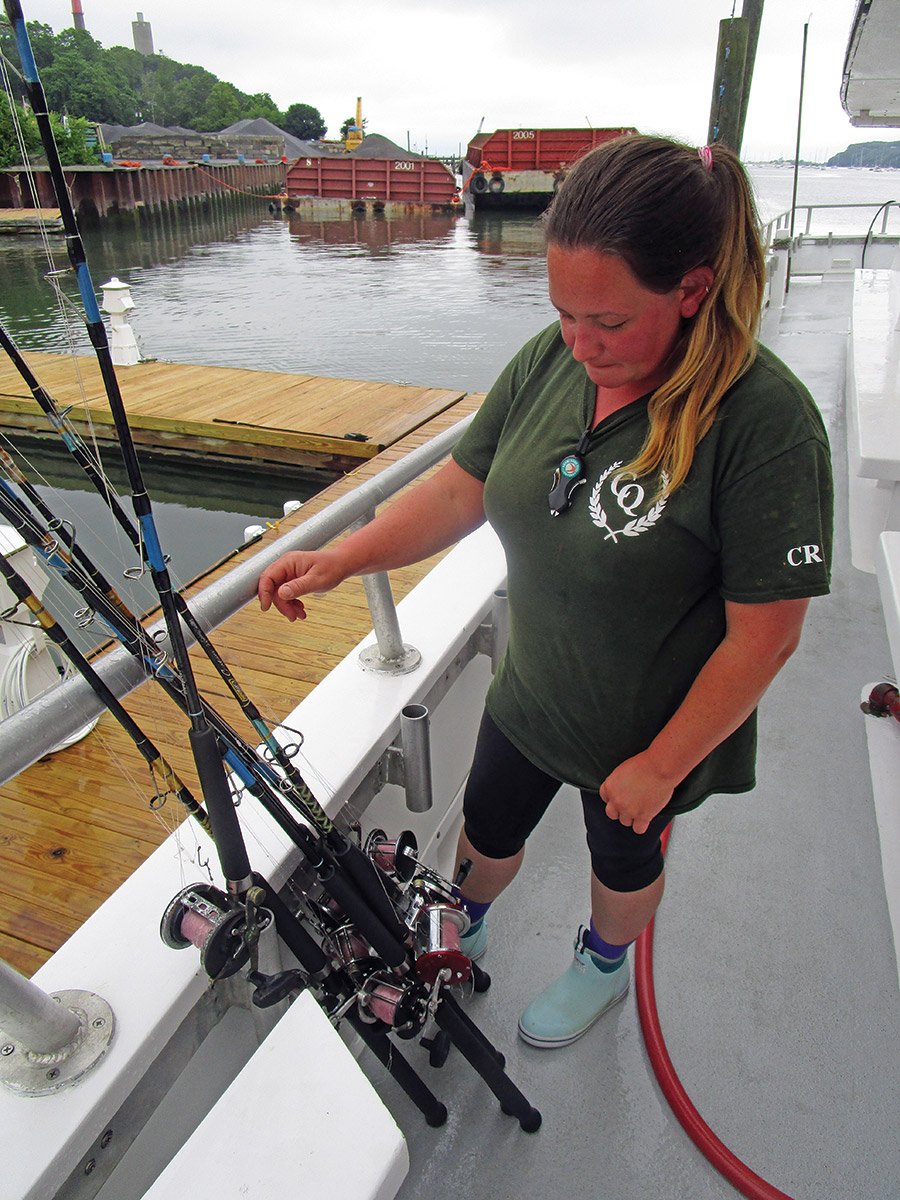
[
  {"xmin": 861, "ymin": 682, "xmax": 900, "ymax": 723},
  {"xmin": 414, "ymin": 903, "xmax": 472, "ymax": 986}
]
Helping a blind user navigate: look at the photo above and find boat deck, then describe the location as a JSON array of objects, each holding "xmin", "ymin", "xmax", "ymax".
[
  {"xmin": 383, "ymin": 273, "xmax": 900, "ymax": 1200},
  {"xmin": 2, "ymin": 272, "xmax": 899, "ymax": 1200},
  {"xmin": 0, "ymin": 351, "xmax": 467, "ymax": 476},
  {"xmin": 0, "ymin": 390, "xmax": 482, "ymax": 976}
]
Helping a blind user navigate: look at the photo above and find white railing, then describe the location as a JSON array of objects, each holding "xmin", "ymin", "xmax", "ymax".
[
  {"xmin": 760, "ymin": 200, "xmax": 900, "ymax": 250},
  {"xmin": 0, "ymin": 413, "xmax": 474, "ymax": 784}
]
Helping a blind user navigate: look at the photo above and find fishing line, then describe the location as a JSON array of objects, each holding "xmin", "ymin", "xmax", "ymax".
[
  {"xmin": 4, "ymin": 0, "xmax": 422, "ymax": 971},
  {"xmin": 0, "ymin": 460, "xmax": 153, "ymax": 666},
  {"xmin": 0, "ymin": 62, "xmax": 92, "ymax": 376},
  {"xmin": 0, "ymin": 67, "xmax": 166, "ymax": 593},
  {"xmin": 0, "ymin": 547, "xmax": 212, "ymax": 834},
  {"xmin": 0, "ymin": 341, "xmax": 371, "ymax": 870},
  {"xmin": 0, "ymin": 437, "xmax": 150, "ymax": 624},
  {"xmin": 0, "ymin": 366, "xmax": 237, "ymax": 720},
  {"xmin": 85, "ymin": 712, "xmax": 190, "ymax": 849}
]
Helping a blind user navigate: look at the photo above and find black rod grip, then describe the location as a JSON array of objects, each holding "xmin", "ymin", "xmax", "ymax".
[
  {"xmin": 189, "ymin": 726, "xmax": 252, "ymax": 884},
  {"xmin": 330, "ymin": 838, "xmax": 408, "ymax": 942},
  {"xmin": 348, "ymin": 1014, "xmax": 447, "ymax": 1127},
  {"xmin": 317, "ymin": 865, "xmax": 407, "ymax": 969}
]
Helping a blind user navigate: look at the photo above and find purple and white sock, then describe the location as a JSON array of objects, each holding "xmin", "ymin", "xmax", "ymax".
[{"xmin": 584, "ymin": 919, "xmax": 629, "ymax": 973}]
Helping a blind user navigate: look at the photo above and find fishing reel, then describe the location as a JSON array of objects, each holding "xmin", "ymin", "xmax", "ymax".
[
  {"xmin": 356, "ymin": 972, "xmax": 426, "ymax": 1038},
  {"xmin": 160, "ymin": 882, "xmax": 271, "ymax": 982},
  {"xmin": 861, "ymin": 681, "xmax": 900, "ymax": 723},
  {"xmin": 364, "ymin": 828, "xmax": 473, "ymax": 987}
]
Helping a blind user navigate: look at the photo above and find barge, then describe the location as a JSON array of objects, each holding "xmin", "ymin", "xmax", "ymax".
[
  {"xmin": 462, "ymin": 126, "xmax": 636, "ymax": 209},
  {"xmin": 284, "ymin": 134, "xmax": 459, "ymax": 216}
]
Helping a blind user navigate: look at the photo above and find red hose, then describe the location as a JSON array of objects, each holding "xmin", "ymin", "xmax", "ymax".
[{"xmin": 634, "ymin": 826, "xmax": 794, "ymax": 1200}]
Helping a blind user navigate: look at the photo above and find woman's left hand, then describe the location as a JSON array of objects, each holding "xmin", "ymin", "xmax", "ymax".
[{"xmin": 599, "ymin": 753, "xmax": 676, "ymax": 834}]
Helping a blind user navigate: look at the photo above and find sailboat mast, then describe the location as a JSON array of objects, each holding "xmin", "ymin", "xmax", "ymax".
[{"xmin": 786, "ymin": 18, "xmax": 811, "ymax": 294}]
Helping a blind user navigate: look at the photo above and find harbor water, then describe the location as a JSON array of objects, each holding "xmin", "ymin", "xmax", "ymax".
[{"xmin": 0, "ymin": 164, "xmax": 898, "ymax": 612}]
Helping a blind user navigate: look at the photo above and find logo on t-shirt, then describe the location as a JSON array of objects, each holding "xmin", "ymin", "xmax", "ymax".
[
  {"xmin": 786, "ymin": 545, "xmax": 823, "ymax": 566},
  {"xmin": 588, "ymin": 461, "xmax": 668, "ymax": 542}
]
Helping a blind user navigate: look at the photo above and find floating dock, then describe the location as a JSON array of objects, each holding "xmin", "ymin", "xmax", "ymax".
[
  {"xmin": 0, "ymin": 208, "xmax": 62, "ymax": 234},
  {"xmin": 0, "ymin": 351, "xmax": 467, "ymax": 478},
  {"xmin": 0, "ymin": 389, "xmax": 483, "ymax": 976}
]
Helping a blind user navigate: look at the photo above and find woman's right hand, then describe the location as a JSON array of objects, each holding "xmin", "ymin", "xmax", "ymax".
[{"xmin": 257, "ymin": 549, "xmax": 347, "ymax": 622}]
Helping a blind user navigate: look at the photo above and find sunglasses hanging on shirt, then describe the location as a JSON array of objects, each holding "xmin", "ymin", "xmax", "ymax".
[{"xmin": 548, "ymin": 427, "xmax": 592, "ymax": 517}]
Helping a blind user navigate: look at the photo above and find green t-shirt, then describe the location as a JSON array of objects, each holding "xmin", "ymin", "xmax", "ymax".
[{"xmin": 452, "ymin": 323, "xmax": 833, "ymax": 812}]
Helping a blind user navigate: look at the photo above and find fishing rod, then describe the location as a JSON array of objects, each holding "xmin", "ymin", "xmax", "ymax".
[
  {"xmin": 0, "ymin": 322, "xmax": 406, "ymax": 935},
  {"xmin": 1, "ymin": 4, "xmax": 543, "ymax": 1130},
  {"xmin": 0, "ymin": 467, "xmax": 415, "ymax": 966},
  {"xmin": 4, "ymin": 0, "xmax": 253, "ymax": 895},
  {"xmin": 0, "ymin": 546, "xmax": 212, "ymax": 834},
  {"xmin": 0, "ymin": 476, "xmax": 526, "ymax": 1118},
  {"xmin": 0, "ymin": 335, "xmax": 415, "ymax": 947},
  {"xmin": 0, "ymin": 48, "xmax": 412, "ymax": 983}
]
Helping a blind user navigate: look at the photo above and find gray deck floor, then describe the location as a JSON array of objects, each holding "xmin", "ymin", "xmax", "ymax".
[{"xmin": 370, "ymin": 273, "xmax": 900, "ymax": 1200}]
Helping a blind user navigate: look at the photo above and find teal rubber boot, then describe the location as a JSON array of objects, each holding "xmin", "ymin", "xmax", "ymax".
[
  {"xmin": 459, "ymin": 915, "xmax": 488, "ymax": 962},
  {"xmin": 517, "ymin": 928, "xmax": 629, "ymax": 1048}
]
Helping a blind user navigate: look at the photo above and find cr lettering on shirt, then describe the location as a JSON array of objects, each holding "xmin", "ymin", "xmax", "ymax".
[{"xmin": 786, "ymin": 545, "xmax": 823, "ymax": 566}]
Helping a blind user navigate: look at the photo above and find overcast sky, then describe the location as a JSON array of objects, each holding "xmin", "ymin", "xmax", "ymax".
[{"xmin": 12, "ymin": 0, "xmax": 898, "ymax": 161}]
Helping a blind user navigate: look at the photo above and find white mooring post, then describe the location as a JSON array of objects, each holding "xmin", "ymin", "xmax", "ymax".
[{"xmin": 100, "ymin": 276, "xmax": 141, "ymax": 366}]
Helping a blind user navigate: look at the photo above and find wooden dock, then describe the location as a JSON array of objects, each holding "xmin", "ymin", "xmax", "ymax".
[
  {"xmin": 0, "ymin": 208, "xmax": 63, "ymax": 234},
  {"xmin": 0, "ymin": 351, "xmax": 467, "ymax": 477},
  {"xmin": 0, "ymin": 390, "xmax": 483, "ymax": 977}
]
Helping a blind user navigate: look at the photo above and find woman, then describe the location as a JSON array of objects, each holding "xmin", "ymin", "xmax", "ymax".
[{"xmin": 258, "ymin": 135, "xmax": 833, "ymax": 1049}]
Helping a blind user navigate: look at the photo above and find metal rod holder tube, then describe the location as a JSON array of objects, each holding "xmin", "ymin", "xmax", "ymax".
[
  {"xmin": 0, "ymin": 959, "xmax": 81, "ymax": 1054},
  {"xmin": 400, "ymin": 703, "xmax": 433, "ymax": 813},
  {"xmin": 491, "ymin": 589, "xmax": 509, "ymax": 673}
]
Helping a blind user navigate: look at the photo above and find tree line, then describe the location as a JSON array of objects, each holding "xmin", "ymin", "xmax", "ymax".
[
  {"xmin": 827, "ymin": 141, "xmax": 900, "ymax": 169},
  {"xmin": 0, "ymin": 17, "xmax": 328, "ymax": 165}
]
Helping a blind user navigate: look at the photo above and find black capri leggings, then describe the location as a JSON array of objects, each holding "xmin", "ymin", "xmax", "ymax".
[{"xmin": 462, "ymin": 711, "xmax": 671, "ymax": 893}]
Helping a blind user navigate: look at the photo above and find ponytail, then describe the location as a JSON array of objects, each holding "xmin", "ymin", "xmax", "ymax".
[{"xmin": 544, "ymin": 135, "xmax": 765, "ymax": 494}]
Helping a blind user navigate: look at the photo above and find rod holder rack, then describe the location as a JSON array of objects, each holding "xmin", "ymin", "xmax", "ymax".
[
  {"xmin": 475, "ymin": 588, "xmax": 509, "ymax": 674},
  {"xmin": 0, "ymin": 959, "xmax": 114, "ymax": 1097},
  {"xmin": 379, "ymin": 703, "xmax": 434, "ymax": 813}
]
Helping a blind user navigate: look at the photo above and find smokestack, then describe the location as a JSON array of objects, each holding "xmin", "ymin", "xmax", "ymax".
[
  {"xmin": 71, "ymin": 0, "xmax": 85, "ymax": 30},
  {"xmin": 132, "ymin": 11, "xmax": 155, "ymax": 56}
]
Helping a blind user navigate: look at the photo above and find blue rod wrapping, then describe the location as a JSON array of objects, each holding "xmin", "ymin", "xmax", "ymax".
[
  {"xmin": 75, "ymin": 263, "xmax": 103, "ymax": 325},
  {"xmin": 138, "ymin": 513, "xmax": 166, "ymax": 573},
  {"xmin": 10, "ymin": 13, "xmax": 39, "ymax": 83}
]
